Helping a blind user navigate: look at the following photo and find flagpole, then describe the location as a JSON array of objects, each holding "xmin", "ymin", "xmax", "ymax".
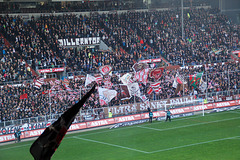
[
  {"xmin": 181, "ymin": 0, "xmax": 184, "ymax": 40},
  {"xmin": 49, "ymin": 89, "xmax": 51, "ymax": 120},
  {"xmin": 79, "ymin": 88, "xmax": 82, "ymax": 122},
  {"xmin": 227, "ymin": 69, "xmax": 230, "ymax": 96},
  {"xmin": 183, "ymin": 78, "xmax": 185, "ymax": 97},
  {"xmin": 206, "ymin": 72, "xmax": 208, "ymax": 99}
]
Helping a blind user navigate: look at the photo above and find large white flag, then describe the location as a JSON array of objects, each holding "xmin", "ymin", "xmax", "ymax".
[
  {"xmin": 199, "ymin": 80, "xmax": 207, "ymax": 93},
  {"xmin": 172, "ymin": 78, "xmax": 178, "ymax": 88},
  {"xmin": 98, "ymin": 87, "xmax": 117, "ymax": 105},
  {"xmin": 85, "ymin": 74, "xmax": 96, "ymax": 87},
  {"xmin": 128, "ymin": 83, "xmax": 141, "ymax": 97},
  {"xmin": 120, "ymin": 73, "xmax": 132, "ymax": 84}
]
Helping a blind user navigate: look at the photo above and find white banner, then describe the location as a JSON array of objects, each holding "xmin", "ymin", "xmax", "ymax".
[{"xmin": 58, "ymin": 37, "xmax": 100, "ymax": 46}]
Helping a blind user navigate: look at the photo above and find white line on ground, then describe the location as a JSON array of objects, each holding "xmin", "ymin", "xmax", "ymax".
[
  {"xmin": 75, "ymin": 111, "xmax": 235, "ymax": 137},
  {"xmin": 0, "ymin": 143, "xmax": 31, "ymax": 151},
  {"xmin": 137, "ymin": 117, "xmax": 240, "ymax": 132},
  {"xmin": 72, "ymin": 136, "xmax": 148, "ymax": 154},
  {"xmin": 73, "ymin": 136, "xmax": 240, "ymax": 154},
  {"xmin": 149, "ymin": 136, "xmax": 240, "ymax": 154},
  {"xmin": 0, "ymin": 136, "xmax": 73, "ymax": 151},
  {"xmin": 0, "ymin": 111, "xmax": 237, "ymax": 150}
]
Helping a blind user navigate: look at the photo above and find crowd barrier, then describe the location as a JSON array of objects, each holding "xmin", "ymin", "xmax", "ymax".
[{"xmin": 0, "ymin": 98, "xmax": 239, "ymax": 143}]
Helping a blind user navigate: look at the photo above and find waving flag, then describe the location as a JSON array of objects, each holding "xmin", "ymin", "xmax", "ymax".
[
  {"xmin": 134, "ymin": 68, "xmax": 149, "ymax": 85},
  {"xmin": 120, "ymin": 73, "xmax": 132, "ymax": 84},
  {"xmin": 147, "ymin": 87, "xmax": 153, "ymax": 95},
  {"xmin": 132, "ymin": 63, "xmax": 148, "ymax": 72},
  {"xmin": 150, "ymin": 82, "xmax": 162, "ymax": 94},
  {"xmin": 85, "ymin": 74, "xmax": 96, "ymax": 87},
  {"xmin": 189, "ymin": 72, "xmax": 203, "ymax": 89},
  {"xmin": 120, "ymin": 85, "xmax": 131, "ymax": 100},
  {"xmin": 20, "ymin": 93, "xmax": 28, "ymax": 99},
  {"xmin": 149, "ymin": 67, "xmax": 164, "ymax": 81},
  {"xmin": 99, "ymin": 65, "xmax": 112, "ymax": 75},
  {"xmin": 98, "ymin": 87, "xmax": 117, "ymax": 105},
  {"xmin": 128, "ymin": 83, "xmax": 141, "ymax": 97},
  {"xmin": 34, "ymin": 78, "xmax": 44, "ymax": 89},
  {"xmin": 30, "ymin": 85, "xmax": 96, "ymax": 160}
]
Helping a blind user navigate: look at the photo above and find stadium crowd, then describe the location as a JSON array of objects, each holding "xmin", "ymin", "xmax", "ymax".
[
  {"xmin": 0, "ymin": 7, "xmax": 239, "ymax": 122},
  {"xmin": 0, "ymin": 61, "xmax": 239, "ymax": 122}
]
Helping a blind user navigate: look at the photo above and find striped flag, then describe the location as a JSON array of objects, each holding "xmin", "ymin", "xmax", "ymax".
[
  {"xmin": 134, "ymin": 68, "xmax": 149, "ymax": 85},
  {"xmin": 176, "ymin": 73, "xmax": 187, "ymax": 84},
  {"xmin": 55, "ymin": 79, "xmax": 61, "ymax": 85},
  {"xmin": 34, "ymin": 78, "xmax": 44, "ymax": 89},
  {"xmin": 95, "ymin": 75, "xmax": 102, "ymax": 84},
  {"xmin": 150, "ymin": 82, "xmax": 162, "ymax": 94},
  {"xmin": 49, "ymin": 80, "xmax": 54, "ymax": 86},
  {"xmin": 147, "ymin": 87, "xmax": 153, "ymax": 95}
]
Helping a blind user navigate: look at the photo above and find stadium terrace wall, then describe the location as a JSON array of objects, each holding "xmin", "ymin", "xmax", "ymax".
[{"xmin": 0, "ymin": 98, "xmax": 240, "ymax": 143}]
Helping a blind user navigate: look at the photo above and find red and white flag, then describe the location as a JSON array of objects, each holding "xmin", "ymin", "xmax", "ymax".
[
  {"xmin": 150, "ymin": 82, "xmax": 162, "ymax": 94},
  {"xmin": 103, "ymin": 80, "xmax": 113, "ymax": 89},
  {"xmin": 99, "ymin": 65, "xmax": 112, "ymax": 75},
  {"xmin": 134, "ymin": 68, "xmax": 149, "ymax": 85},
  {"xmin": 54, "ymin": 79, "xmax": 61, "ymax": 85},
  {"xmin": 85, "ymin": 74, "xmax": 97, "ymax": 87},
  {"xmin": 34, "ymin": 78, "xmax": 44, "ymax": 89},
  {"xmin": 147, "ymin": 87, "xmax": 153, "ymax": 95},
  {"xmin": 140, "ymin": 95, "xmax": 148, "ymax": 102},
  {"xmin": 95, "ymin": 75, "xmax": 103, "ymax": 84}
]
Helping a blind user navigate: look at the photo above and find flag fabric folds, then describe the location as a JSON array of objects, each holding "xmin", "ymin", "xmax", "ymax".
[
  {"xmin": 150, "ymin": 82, "xmax": 162, "ymax": 94},
  {"xmin": 128, "ymin": 83, "xmax": 141, "ymax": 97},
  {"xmin": 20, "ymin": 93, "xmax": 28, "ymax": 99},
  {"xmin": 134, "ymin": 68, "xmax": 149, "ymax": 85},
  {"xmin": 132, "ymin": 63, "xmax": 148, "ymax": 72},
  {"xmin": 98, "ymin": 87, "xmax": 117, "ymax": 105},
  {"xmin": 120, "ymin": 73, "xmax": 132, "ymax": 85},
  {"xmin": 149, "ymin": 67, "xmax": 164, "ymax": 81},
  {"xmin": 120, "ymin": 85, "xmax": 131, "ymax": 100},
  {"xmin": 30, "ymin": 85, "xmax": 96, "ymax": 160},
  {"xmin": 189, "ymin": 72, "xmax": 203, "ymax": 89},
  {"xmin": 99, "ymin": 65, "xmax": 112, "ymax": 75},
  {"xmin": 120, "ymin": 83, "xmax": 141, "ymax": 100},
  {"xmin": 34, "ymin": 78, "xmax": 44, "ymax": 89},
  {"xmin": 85, "ymin": 74, "xmax": 96, "ymax": 87}
]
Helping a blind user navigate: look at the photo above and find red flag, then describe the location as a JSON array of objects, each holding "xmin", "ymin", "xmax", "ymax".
[
  {"xmin": 147, "ymin": 87, "xmax": 153, "ymax": 95},
  {"xmin": 177, "ymin": 77, "xmax": 183, "ymax": 84},
  {"xmin": 149, "ymin": 67, "xmax": 164, "ymax": 81},
  {"xmin": 20, "ymin": 93, "xmax": 28, "ymax": 99}
]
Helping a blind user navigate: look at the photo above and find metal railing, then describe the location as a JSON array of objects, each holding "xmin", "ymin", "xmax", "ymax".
[
  {"xmin": 0, "ymin": 89, "xmax": 239, "ymax": 128},
  {"xmin": 37, "ymin": 64, "xmax": 65, "ymax": 70},
  {"xmin": 0, "ymin": 79, "xmax": 33, "ymax": 86}
]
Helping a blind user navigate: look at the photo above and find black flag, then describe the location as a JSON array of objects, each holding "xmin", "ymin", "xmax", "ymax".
[{"xmin": 30, "ymin": 85, "xmax": 96, "ymax": 160}]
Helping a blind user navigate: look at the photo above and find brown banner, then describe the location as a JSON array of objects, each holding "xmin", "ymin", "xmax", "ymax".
[{"xmin": 104, "ymin": 96, "xmax": 195, "ymax": 115}]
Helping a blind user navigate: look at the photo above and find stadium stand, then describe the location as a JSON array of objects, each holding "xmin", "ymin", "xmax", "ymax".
[{"xmin": 0, "ymin": 4, "xmax": 239, "ymax": 125}]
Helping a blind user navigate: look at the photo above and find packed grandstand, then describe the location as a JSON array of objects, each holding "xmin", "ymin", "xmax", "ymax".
[{"xmin": 0, "ymin": 0, "xmax": 239, "ymax": 135}]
